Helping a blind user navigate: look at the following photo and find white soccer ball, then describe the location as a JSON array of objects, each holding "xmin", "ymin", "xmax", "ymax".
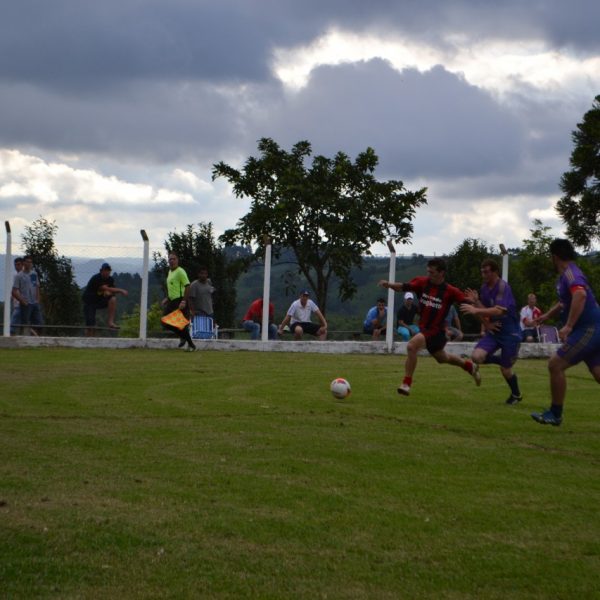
[{"xmin": 330, "ymin": 377, "xmax": 351, "ymax": 399}]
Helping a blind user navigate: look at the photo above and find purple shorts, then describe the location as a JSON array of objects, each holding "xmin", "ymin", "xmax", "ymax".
[
  {"xmin": 475, "ymin": 332, "xmax": 520, "ymax": 368},
  {"xmin": 557, "ymin": 323, "xmax": 600, "ymax": 370}
]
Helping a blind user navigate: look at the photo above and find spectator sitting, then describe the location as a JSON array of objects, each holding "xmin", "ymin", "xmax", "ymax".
[
  {"xmin": 242, "ymin": 298, "xmax": 278, "ymax": 340},
  {"xmin": 363, "ymin": 297, "xmax": 387, "ymax": 340},
  {"xmin": 396, "ymin": 291, "xmax": 420, "ymax": 341},
  {"xmin": 278, "ymin": 290, "xmax": 327, "ymax": 340},
  {"xmin": 520, "ymin": 293, "xmax": 542, "ymax": 342},
  {"xmin": 82, "ymin": 263, "xmax": 128, "ymax": 336},
  {"xmin": 445, "ymin": 304, "xmax": 464, "ymax": 341}
]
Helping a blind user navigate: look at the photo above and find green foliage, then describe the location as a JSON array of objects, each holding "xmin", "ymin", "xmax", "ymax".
[
  {"xmin": 1, "ymin": 349, "xmax": 600, "ymax": 598},
  {"xmin": 446, "ymin": 238, "xmax": 497, "ymax": 333},
  {"xmin": 509, "ymin": 220, "xmax": 557, "ymax": 312},
  {"xmin": 446, "ymin": 238, "xmax": 497, "ymax": 290},
  {"xmin": 557, "ymin": 95, "xmax": 600, "ymax": 250},
  {"xmin": 21, "ymin": 217, "xmax": 82, "ymax": 331},
  {"xmin": 118, "ymin": 301, "xmax": 164, "ymax": 338},
  {"xmin": 213, "ymin": 138, "xmax": 427, "ymax": 314},
  {"xmin": 153, "ymin": 223, "xmax": 243, "ymax": 327}
]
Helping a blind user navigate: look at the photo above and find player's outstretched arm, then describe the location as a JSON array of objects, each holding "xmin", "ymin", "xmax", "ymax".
[{"xmin": 378, "ymin": 280, "xmax": 403, "ymax": 292}]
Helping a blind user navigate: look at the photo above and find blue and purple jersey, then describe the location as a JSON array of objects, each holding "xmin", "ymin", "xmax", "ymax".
[
  {"xmin": 557, "ymin": 262, "xmax": 600, "ymax": 328},
  {"xmin": 479, "ymin": 278, "xmax": 519, "ymax": 334}
]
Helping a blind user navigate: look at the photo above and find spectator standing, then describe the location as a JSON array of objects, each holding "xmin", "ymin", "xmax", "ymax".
[
  {"xmin": 363, "ymin": 298, "xmax": 387, "ymax": 340},
  {"xmin": 11, "ymin": 255, "xmax": 43, "ymax": 335},
  {"xmin": 188, "ymin": 266, "xmax": 215, "ymax": 318},
  {"xmin": 278, "ymin": 290, "xmax": 327, "ymax": 340},
  {"xmin": 520, "ymin": 293, "xmax": 542, "ymax": 342},
  {"xmin": 396, "ymin": 292, "xmax": 420, "ymax": 341},
  {"xmin": 242, "ymin": 298, "xmax": 278, "ymax": 340},
  {"xmin": 10, "ymin": 257, "xmax": 23, "ymax": 335},
  {"xmin": 27, "ymin": 256, "xmax": 44, "ymax": 335},
  {"xmin": 161, "ymin": 252, "xmax": 197, "ymax": 351},
  {"xmin": 82, "ymin": 262, "xmax": 128, "ymax": 336}
]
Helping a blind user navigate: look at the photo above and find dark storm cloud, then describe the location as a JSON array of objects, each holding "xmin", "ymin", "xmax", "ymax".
[
  {"xmin": 0, "ymin": 79, "xmax": 258, "ymax": 163},
  {"xmin": 1, "ymin": 1, "xmax": 598, "ymax": 93},
  {"xmin": 263, "ymin": 59, "xmax": 526, "ymax": 179}
]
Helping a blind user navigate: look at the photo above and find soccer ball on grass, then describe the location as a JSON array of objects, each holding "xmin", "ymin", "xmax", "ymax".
[{"xmin": 330, "ymin": 377, "xmax": 351, "ymax": 399}]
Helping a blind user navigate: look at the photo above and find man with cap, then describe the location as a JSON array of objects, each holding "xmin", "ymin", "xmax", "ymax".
[
  {"xmin": 396, "ymin": 292, "xmax": 420, "ymax": 341},
  {"xmin": 278, "ymin": 290, "xmax": 327, "ymax": 340},
  {"xmin": 82, "ymin": 262, "xmax": 128, "ymax": 336}
]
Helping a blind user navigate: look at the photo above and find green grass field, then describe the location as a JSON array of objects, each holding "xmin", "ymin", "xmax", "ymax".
[{"xmin": 1, "ymin": 348, "xmax": 599, "ymax": 599}]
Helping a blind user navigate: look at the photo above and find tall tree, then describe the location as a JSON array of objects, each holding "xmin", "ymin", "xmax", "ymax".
[
  {"xmin": 153, "ymin": 223, "xmax": 243, "ymax": 327},
  {"xmin": 21, "ymin": 217, "xmax": 82, "ymax": 331},
  {"xmin": 213, "ymin": 138, "xmax": 427, "ymax": 314},
  {"xmin": 446, "ymin": 238, "xmax": 496, "ymax": 291},
  {"xmin": 557, "ymin": 95, "xmax": 600, "ymax": 249},
  {"xmin": 446, "ymin": 238, "xmax": 496, "ymax": 334}
]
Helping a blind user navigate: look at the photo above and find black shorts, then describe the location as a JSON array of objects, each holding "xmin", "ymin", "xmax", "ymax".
[
  {"xmin": 425, "ymin": 331, "xmax": 447, "ymax": 354},
  {"xmin": 291, "ymin": 321, "xmax": 320, "ymax": 336},
  {"xmin": 83, "ymin": 296, "xmax": 112, "ymax": 326}
]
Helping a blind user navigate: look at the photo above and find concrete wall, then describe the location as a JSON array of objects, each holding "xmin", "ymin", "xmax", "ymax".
[{"xmin": 0, "ymin": 335, "xmax": 559, "ymax": 358}]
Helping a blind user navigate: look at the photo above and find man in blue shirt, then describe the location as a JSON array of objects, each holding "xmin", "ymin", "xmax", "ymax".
[
  {"xmin": 460, "ymin": 258, "xmax": 522, "ymax": 405},
  {"xmin": 531, "ymin": 239, "xmax": 600, "ymax": 426},
  {"xmin": 363, "ymin": 298, "xmax": 387, "ymax": 340}
]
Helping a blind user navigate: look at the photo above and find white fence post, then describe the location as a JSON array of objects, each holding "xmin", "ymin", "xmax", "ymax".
[
  {"xmin": 3, "ymin": 221, "xmax": 12, "ymax": 337},
  {"xmin": 261, "ymin": 236, "xmax": 272, "ymax": 342},
  {"xmin": 500, "ymin": 243, "xmax": 509, "ymax": 281},
  {"xmin": 385, "ymin": 240, "xmax": 396, "ymax": 353},
  {"xmin": 139, "ymin": 230, "xmax": 149, "ymax": 340}
]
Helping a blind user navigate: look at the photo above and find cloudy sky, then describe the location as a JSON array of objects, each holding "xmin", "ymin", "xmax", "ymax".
[{"xmin": 2, "ymin": 0, "xmax": 599, "ymax": 257}]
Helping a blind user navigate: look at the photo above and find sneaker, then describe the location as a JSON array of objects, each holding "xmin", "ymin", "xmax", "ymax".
[
  {"xmin": 185, "ymin": 346, "xmax": 198, "ymax": 352},
  {"xmin": 397, "ymin": 383, "xmax": 410, "ymax": 396},
  {"xmin": 471, "ymin": 363, "xmax": 482, "ymax": 387},
  {"xmin": 531, "ymin": 409, "xmax": 562, "ymax": 426},
  {"xmin": 506, "ymin": 394, "xmax": 523, "ymax": 405}
]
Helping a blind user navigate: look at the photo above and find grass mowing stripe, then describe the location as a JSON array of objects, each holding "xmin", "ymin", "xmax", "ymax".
[{"xmin": 1, "ymin": 348, "xmax": 599, "ymax": 598}]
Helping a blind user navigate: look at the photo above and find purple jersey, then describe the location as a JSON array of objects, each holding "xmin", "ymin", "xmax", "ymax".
[
  {"xmin": 479, "ymin": 278, "xmax": 519, "ymax": 334},
  {"xmin": 557, "ymin": 262, "xmax": 600, "ymax": 328}
]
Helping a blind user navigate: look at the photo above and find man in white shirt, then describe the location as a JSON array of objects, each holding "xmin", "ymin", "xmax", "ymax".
[
  {"xmin": 520, "ymin": 293, "xmax": 541, "ymax": 342},
  {"xmin": 278, "ymin": 290, "xmax": 328, "ymax": 340}
]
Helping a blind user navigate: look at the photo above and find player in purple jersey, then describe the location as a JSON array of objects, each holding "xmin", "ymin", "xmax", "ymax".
[
  {"xmin": 460, "ymin": 259, "xmax": 523, "ymax": 405},
  {"xmin": 531, "ymin": 239, "xmax": 600, "ymax": 426}
]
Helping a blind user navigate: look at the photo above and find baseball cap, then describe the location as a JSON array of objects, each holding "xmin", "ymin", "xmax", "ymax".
[
  {"xmin": 405, "ymin": 292, "xmax": 414, "ymax": 299},
  {"xmin": 300, "ymin": 290, "xmax": 310, "ymax": 296},
  {"xmin": 100, "ymin": 262, "xmax": 112, "ymax": 271}
]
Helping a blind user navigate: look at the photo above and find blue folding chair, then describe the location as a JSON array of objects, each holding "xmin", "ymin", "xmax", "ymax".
[{"xmin": 191, "ymin": 315, "xmax": 217, "ymax": 340}]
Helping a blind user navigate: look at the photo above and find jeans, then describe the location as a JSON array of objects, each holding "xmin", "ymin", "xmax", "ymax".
[
  {"xmin": 243, "ymin": 320, "xmax": 278, "ymax": 340},
  {"xmin": 397, "ymin": 324, "xmax": 420, "ymax": 341}
]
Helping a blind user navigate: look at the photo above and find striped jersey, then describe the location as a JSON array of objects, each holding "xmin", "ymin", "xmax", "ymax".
[{"xmin": 403, "ymin": 276, "xmax": 467, "ymax": 336}]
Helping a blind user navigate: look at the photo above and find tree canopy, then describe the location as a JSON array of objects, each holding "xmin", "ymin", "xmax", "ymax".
[
  {"xmin": 153, "ymin": 223, "xmax": 243, "ymax": 327},
  {"xmin": 212, "ymin": 138, "xmax": 427, "ymax": 314},
  {"xmin": 557, "ymin": 94, "xmax": 600, "ymax": 250},
  {"xmin": 21, "ymin": 217, "xmax": 81, "ymax": 331}
]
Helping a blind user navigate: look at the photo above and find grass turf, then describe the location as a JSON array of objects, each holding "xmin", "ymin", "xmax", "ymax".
[{"xmin": 1, "ymin": 348, "xmax": 599, "ymax": 599}]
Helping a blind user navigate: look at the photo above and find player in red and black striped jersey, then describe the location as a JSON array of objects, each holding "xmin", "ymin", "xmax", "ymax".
[{"xmin": 379, "ymin": 258, "xmax": 481, "ymax": 396}]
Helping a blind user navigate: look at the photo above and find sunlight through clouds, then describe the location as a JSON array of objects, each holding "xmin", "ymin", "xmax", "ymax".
[{"xmin": 272, "ymin": 28, "xmax": 600, "ymax": 100}]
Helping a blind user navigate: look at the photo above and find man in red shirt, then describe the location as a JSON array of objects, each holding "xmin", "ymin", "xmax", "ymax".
[
  {"xmin": 242, "ymin": 298, "xmax": 278, "ymax": 340},
  {"xmin": 379, "ymin": 258, "xmax": 481, "ymax": 396}
]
